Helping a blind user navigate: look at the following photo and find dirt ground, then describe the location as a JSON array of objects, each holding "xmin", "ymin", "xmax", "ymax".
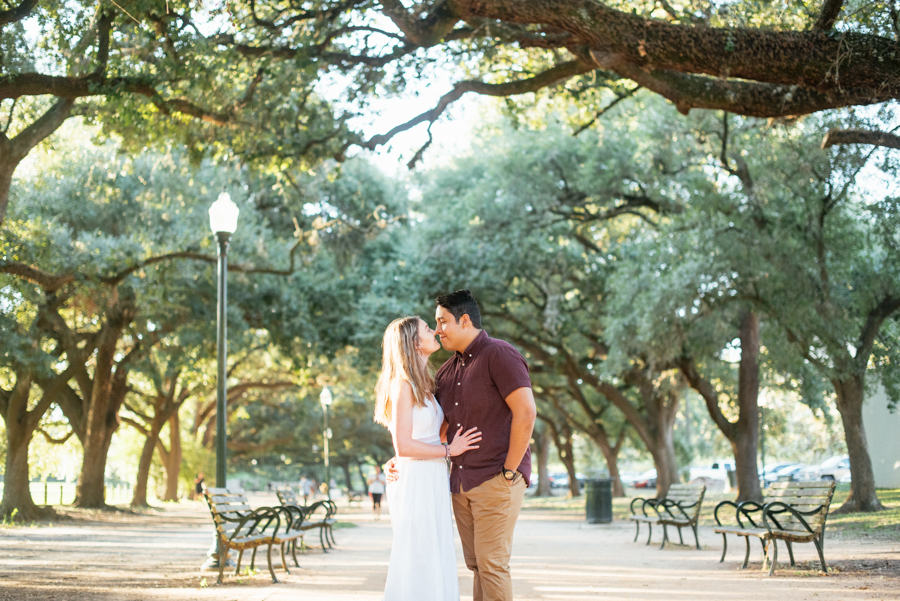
[{"xmin": 0, "ymin": 493, "xmax": 898, "ymax": 601}]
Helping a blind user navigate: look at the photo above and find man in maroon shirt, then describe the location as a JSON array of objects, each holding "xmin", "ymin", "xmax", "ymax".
[{"xmin": 434, "ymin": 289, "xmax": 536, "ymax": 601}]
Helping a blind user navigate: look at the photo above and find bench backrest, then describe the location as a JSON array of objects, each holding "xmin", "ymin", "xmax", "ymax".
[
  {"xmin": 276, "ymin": 488, "xmax": 300, "ymax": 507},
  {"xmin": 205, "ymin": 487, "xmax": 252, "ymax": 538},
  {"xmin": 666, "ymin": 483, "xmax": 705, "ymax": 516},
  {"xmin": 763, "ymin": 480, "xmax": 835, "ymax": 533}
]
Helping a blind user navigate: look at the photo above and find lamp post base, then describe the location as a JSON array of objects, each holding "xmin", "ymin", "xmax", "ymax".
[{"xmin": 200, "ymin": 537, "xmax": 235, "ymax": 571}]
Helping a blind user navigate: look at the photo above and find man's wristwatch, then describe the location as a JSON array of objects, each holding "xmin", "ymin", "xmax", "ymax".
[{"xmin": 502, "ymin": 468, "xmax": 517, "ymax": 481}]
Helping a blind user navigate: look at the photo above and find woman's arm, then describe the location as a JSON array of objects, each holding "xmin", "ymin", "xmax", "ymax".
[{"xmin": 391, "ymin": 380, "xmax": 481, "ymax": 460}]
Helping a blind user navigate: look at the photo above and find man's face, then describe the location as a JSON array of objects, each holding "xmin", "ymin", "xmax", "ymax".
[{"xmin": 434, "ymin": 306, "xmax": 464, "ymax": 352}]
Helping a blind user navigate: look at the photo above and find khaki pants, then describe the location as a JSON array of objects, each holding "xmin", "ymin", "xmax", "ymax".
[{"xmin": 452, "ymin": 472, "xmax": 527, "ymax": 601}]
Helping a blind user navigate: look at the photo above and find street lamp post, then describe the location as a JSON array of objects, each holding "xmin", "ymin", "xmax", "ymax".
[
  {"xmin": 202, "ymin": 192, "xmax": 239, "ymax": 571},
  {"xmin": 320, "ymin": 387, "xmax": 333, "ymax": 500}
]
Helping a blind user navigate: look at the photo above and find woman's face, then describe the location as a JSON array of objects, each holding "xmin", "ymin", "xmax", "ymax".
[{"xmin": 416, "ymin": 318, "xmax": 441, "ymax": 357}]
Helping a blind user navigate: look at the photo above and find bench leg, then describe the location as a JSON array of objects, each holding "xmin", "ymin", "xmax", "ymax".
[
  {"xmin": 646, "ymin": 523, "xmax": 653, "ymax": 546},
  {"xmin": 633, "ymin": 521, "xmax": 640, "ymax": 542},
  {"xmin": 217, "ymin": 547, "xmax": 229, "ymax": 585},
  {"xmin": 765, "ymin": 540, "xmax": 778, "ymax": 576},
  {"xmin": 659, "ymin": 525, "xmax": 668, "ymax": 550},
  {"xmin": 237, "ymin": 549, "xmax": 245, "ymax": 575},
  {"xmin": 247, "ymin": 548, "xmax": 254, "ymax": 572},
  {"xmin": 677, "ymin": 527, "xmax": 684, "ymax": 546},
  {"xmin": 280, "ymin": 543, "xmax": 290, "ymax": 575},
  {"xmin": 290, "ymin": 539, "xmax": 301, "ymax": 568},
  {"xmin": 719, "ymin": 533, "xmax": 728, "ymax": 562},
  {"xmin": 814, "ymin": 538, "xmax": 828, "ymax": 574},
  {"xmin": 741, "ymin": 536, "xmax": 751, "ymax": 569},
  {"xmin": 691, "ymin": 523, "xmax": 700, "ymax": 550},
  {"xmin": 319, "ymin": 527, "xmax": 328, "ymax": 552},
  {"xmin": 786, "ymin": 541, "xmax": 795, "ymax": 566},
  {"xmin": 329, "ymin": 526, "xmax": 337, "ymax": 547},
  {"xmin": 266, "ymin": 543, "xmax": 278, "ymax": 583}
]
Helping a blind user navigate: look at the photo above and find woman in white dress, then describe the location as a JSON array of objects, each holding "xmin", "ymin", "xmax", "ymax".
[{"xmin": 374, "ymin": 316, "xmax": 482, "ymax": 601}]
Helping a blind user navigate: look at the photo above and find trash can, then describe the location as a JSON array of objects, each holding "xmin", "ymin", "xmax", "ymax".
[{"xmin": 585, "ymin": 479, "xmax": 613, "ymax": 524}]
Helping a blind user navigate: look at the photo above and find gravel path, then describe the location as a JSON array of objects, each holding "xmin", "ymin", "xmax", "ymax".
[{"xmin": 0, "ymin": 494, "xmax": 897, "ymax": 601}]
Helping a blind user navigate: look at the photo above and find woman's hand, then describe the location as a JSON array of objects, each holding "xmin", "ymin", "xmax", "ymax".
[{"xmin": 448, "ymin": 426, "xmax": 482, "ymax": 457}]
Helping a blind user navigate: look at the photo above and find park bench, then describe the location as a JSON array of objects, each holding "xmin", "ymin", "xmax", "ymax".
[
  {"xmin": 276, "ymin": 488, "xmax": 339, "ymax": 551},
  {"xmin": 713, "ymin": 480, "xmax": 836, "ymax": 576},
  {"xmin": 629, "ymin": 482, "xmax": 706, "ymax": 549},
  {"xmin": 204, "ymin": 487, "xmax": 304, "ymax": 584},
  {"xmin": 344, "ymin": 488, "xmax": 365, "ymax": 505}
]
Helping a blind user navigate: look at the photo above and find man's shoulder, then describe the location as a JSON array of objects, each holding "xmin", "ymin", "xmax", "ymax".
[{"xmin": 483, "ymin": 335, "xmax": 525, "ymax": 359}]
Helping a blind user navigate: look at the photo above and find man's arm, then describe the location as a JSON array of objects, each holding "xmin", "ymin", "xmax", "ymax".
[{"xmin": 503, "ymin": 386, "xmax": 536, "ymax": 473}]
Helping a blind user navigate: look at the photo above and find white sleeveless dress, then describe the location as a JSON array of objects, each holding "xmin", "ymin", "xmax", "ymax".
[{"xmin": 384, "ymin": 397, "xmax": 460, "ymax": 601}]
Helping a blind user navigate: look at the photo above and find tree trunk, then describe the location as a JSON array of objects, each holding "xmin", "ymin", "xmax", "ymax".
[
  {"xmin": 832, "ymin": 375, "xmax": 884, "ymax": 513},
  {"xmin": 583, "ymin": 428, "xmax": 626, "ymax": 497},
  {"xmin": 72, "ymin": 294, "xmax": 134, "ymax": 508},
  {"xmin": 131, "ymin": 420, "xmax": 164, "ymax": 508},
  {"xmin": 532, "ymin": 423, "xmax": 552, "ymax": 497},
  {"xmin": 678, "ymin": 310, "xmax": 762, "ymax": 503},
  {"xmin": 0, "ymin": 165, "xmax": 13, "ymax": 228},
  {"xmin": 556, "ymin": 424, "xmax": 581, "ymax": 498},
  {"xmin": 0, "ymin": 373, "xmax": 57, "ymax": 520},
  {"xmin": 163, "ymin": 413, "xmax": 182, "ymax": 502},
  {"xmin": 339, "ymin": 462, "xmax": 354, "ymax": 491},
  {"xmin": 0, "ymin": 425, "xmax": 52, "ymax": 521},
  {"xmin": 355, "ymin": 460, "xmax": 368, "ymax": 490},
  {"xmin": 733, "ymin": 310, "xmax": 762, "ymax": 503}
]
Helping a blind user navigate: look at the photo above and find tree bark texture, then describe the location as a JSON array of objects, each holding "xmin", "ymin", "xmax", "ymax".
[
  {"xmin": 679, "ymin": 310, "xmax": 762, "ymax": 503},
  {"xmin": 0, "ymin": 372, "xmax": 60, "ymax": 520},
  {"xmin": 131, "ymin": 419, "xmax": 164, "ymax": 507},
  {"xmin": 532, "ymin": 423, "xmax": 553, "ymax": 497},
  {"xmin": 163, "ymin": 413, "xmax": 182, "ymax": 502},
  {"xmin": 832, "ymin": 376, "xmax": 885, "ymax": 513},
  {"xmin": 70, "ymin": 292, "xmax": 136, "ymax": 508}
]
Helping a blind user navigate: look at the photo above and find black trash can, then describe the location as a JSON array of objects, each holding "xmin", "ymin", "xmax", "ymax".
[{"xmin": 585, "ymin": 479, "xmax": 613, "ymax": 524}]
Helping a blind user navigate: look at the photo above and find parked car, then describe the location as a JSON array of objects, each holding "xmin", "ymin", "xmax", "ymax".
[
  {"xmin": 800, "ymin": 455, "xmax": 851, "ymax": 482},
  {"xmin": 632, "ymin": 468, "xmax": 657, "ymax": 489},
  {"xmin": 762, "ymin": 463, "xmax": 806, "ymax": 484},
  {"xmin": 550, "ymin": 472, "xmax": 586, "ymax": 489},
  {"xmin": 689, "ymin": 460, "xmax": 735, "ymax": 485}
]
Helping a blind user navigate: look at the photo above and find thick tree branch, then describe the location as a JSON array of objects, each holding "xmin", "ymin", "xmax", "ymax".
[
  {"xmin": 821, "ymin": 129, "xmax": 900, "ymax": 150},
  {"xmin": 589, "ymin": 54, "xmax": 887, "ymax": 117},
  {"xmin": 36, "ymin": 427, "xmax": 76, "ymax": 445},
  {"xmin": 458, "ymin": 0, "xmax": 900, "ymax": 96}
]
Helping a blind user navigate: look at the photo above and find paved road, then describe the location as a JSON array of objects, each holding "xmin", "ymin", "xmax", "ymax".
[{"xmin": 0, "ymin": 496, "xmax": 897, "ymax": 601}]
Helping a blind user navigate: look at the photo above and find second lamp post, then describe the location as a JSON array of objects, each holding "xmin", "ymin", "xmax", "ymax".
[{"xmin": 320, "ymin": 387, "xmax": 333, "ymax": 499}]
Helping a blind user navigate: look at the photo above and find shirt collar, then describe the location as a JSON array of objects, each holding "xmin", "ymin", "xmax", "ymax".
[{"xmin": 457, "ymin": 330, "xmax": 488, "ymax": 360}]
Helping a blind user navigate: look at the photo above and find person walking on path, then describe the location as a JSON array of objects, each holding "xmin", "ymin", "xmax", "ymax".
[
  {"xmin": 375, "ymin": 315, "xmax": 483, "ymax": 601},
  {"xmin": 368, "ymin": 465, "xmax": 387, "ymax": 520},
  {"xmin": 434, "ymin": 289, "xmax": 536, "ymax": 601}
]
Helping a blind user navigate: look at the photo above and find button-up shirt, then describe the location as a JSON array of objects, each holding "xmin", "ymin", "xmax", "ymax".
[{"xmin": 436, "ymin": 330, "xmax": 532, "ymax": 493}]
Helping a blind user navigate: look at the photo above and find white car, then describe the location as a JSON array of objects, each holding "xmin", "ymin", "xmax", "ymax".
[
  {"xmin": 816, "ymin": 455, "xmax": 851, "ymax": 482},
  {"xmin": 689, "ymin": 460, "xmax": 735, "ymax": 485}
]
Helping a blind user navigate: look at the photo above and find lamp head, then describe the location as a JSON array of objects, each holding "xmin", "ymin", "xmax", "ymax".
[
  {"xmin": 319, "ymin": 387, "xmax": 333, "ymax": 407},
  {"xmin": 209, "ymin": 192, "xmax": 240, "ymax": 234}
]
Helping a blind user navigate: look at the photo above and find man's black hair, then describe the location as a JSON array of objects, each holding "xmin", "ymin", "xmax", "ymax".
[{"xmin": 435, "ymin": 289, "xmax": 482, "ymax": 329}]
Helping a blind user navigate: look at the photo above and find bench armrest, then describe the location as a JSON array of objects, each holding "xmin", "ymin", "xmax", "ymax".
[
  {"xmin": 762, "ymin": 501, "xmax": 824, "ymax": 535},
  {"xmin": 219, "ymin": 506, "xmax": 281, "ymax": 541}
]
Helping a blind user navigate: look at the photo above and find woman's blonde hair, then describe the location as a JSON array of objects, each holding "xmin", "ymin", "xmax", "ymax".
[{"xmin": 373, "ymin": 316, "xmax": 435, "ymax": 426}]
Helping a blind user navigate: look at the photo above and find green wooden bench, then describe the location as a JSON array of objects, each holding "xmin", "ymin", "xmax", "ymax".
[
  {"xmin": 629, "ymin": 483, "xmax": 706, "ymax": 549},
  {"xmin": 714, "ymin": 480, "xmax": 836, "ymax": 576},
  {"xmin": 204, "ymin": 487, "xmax": 304, "ymax": 584},
  {"xmin": 276, "ymin": 488, "xmax": 338, "ymax": 551}
]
